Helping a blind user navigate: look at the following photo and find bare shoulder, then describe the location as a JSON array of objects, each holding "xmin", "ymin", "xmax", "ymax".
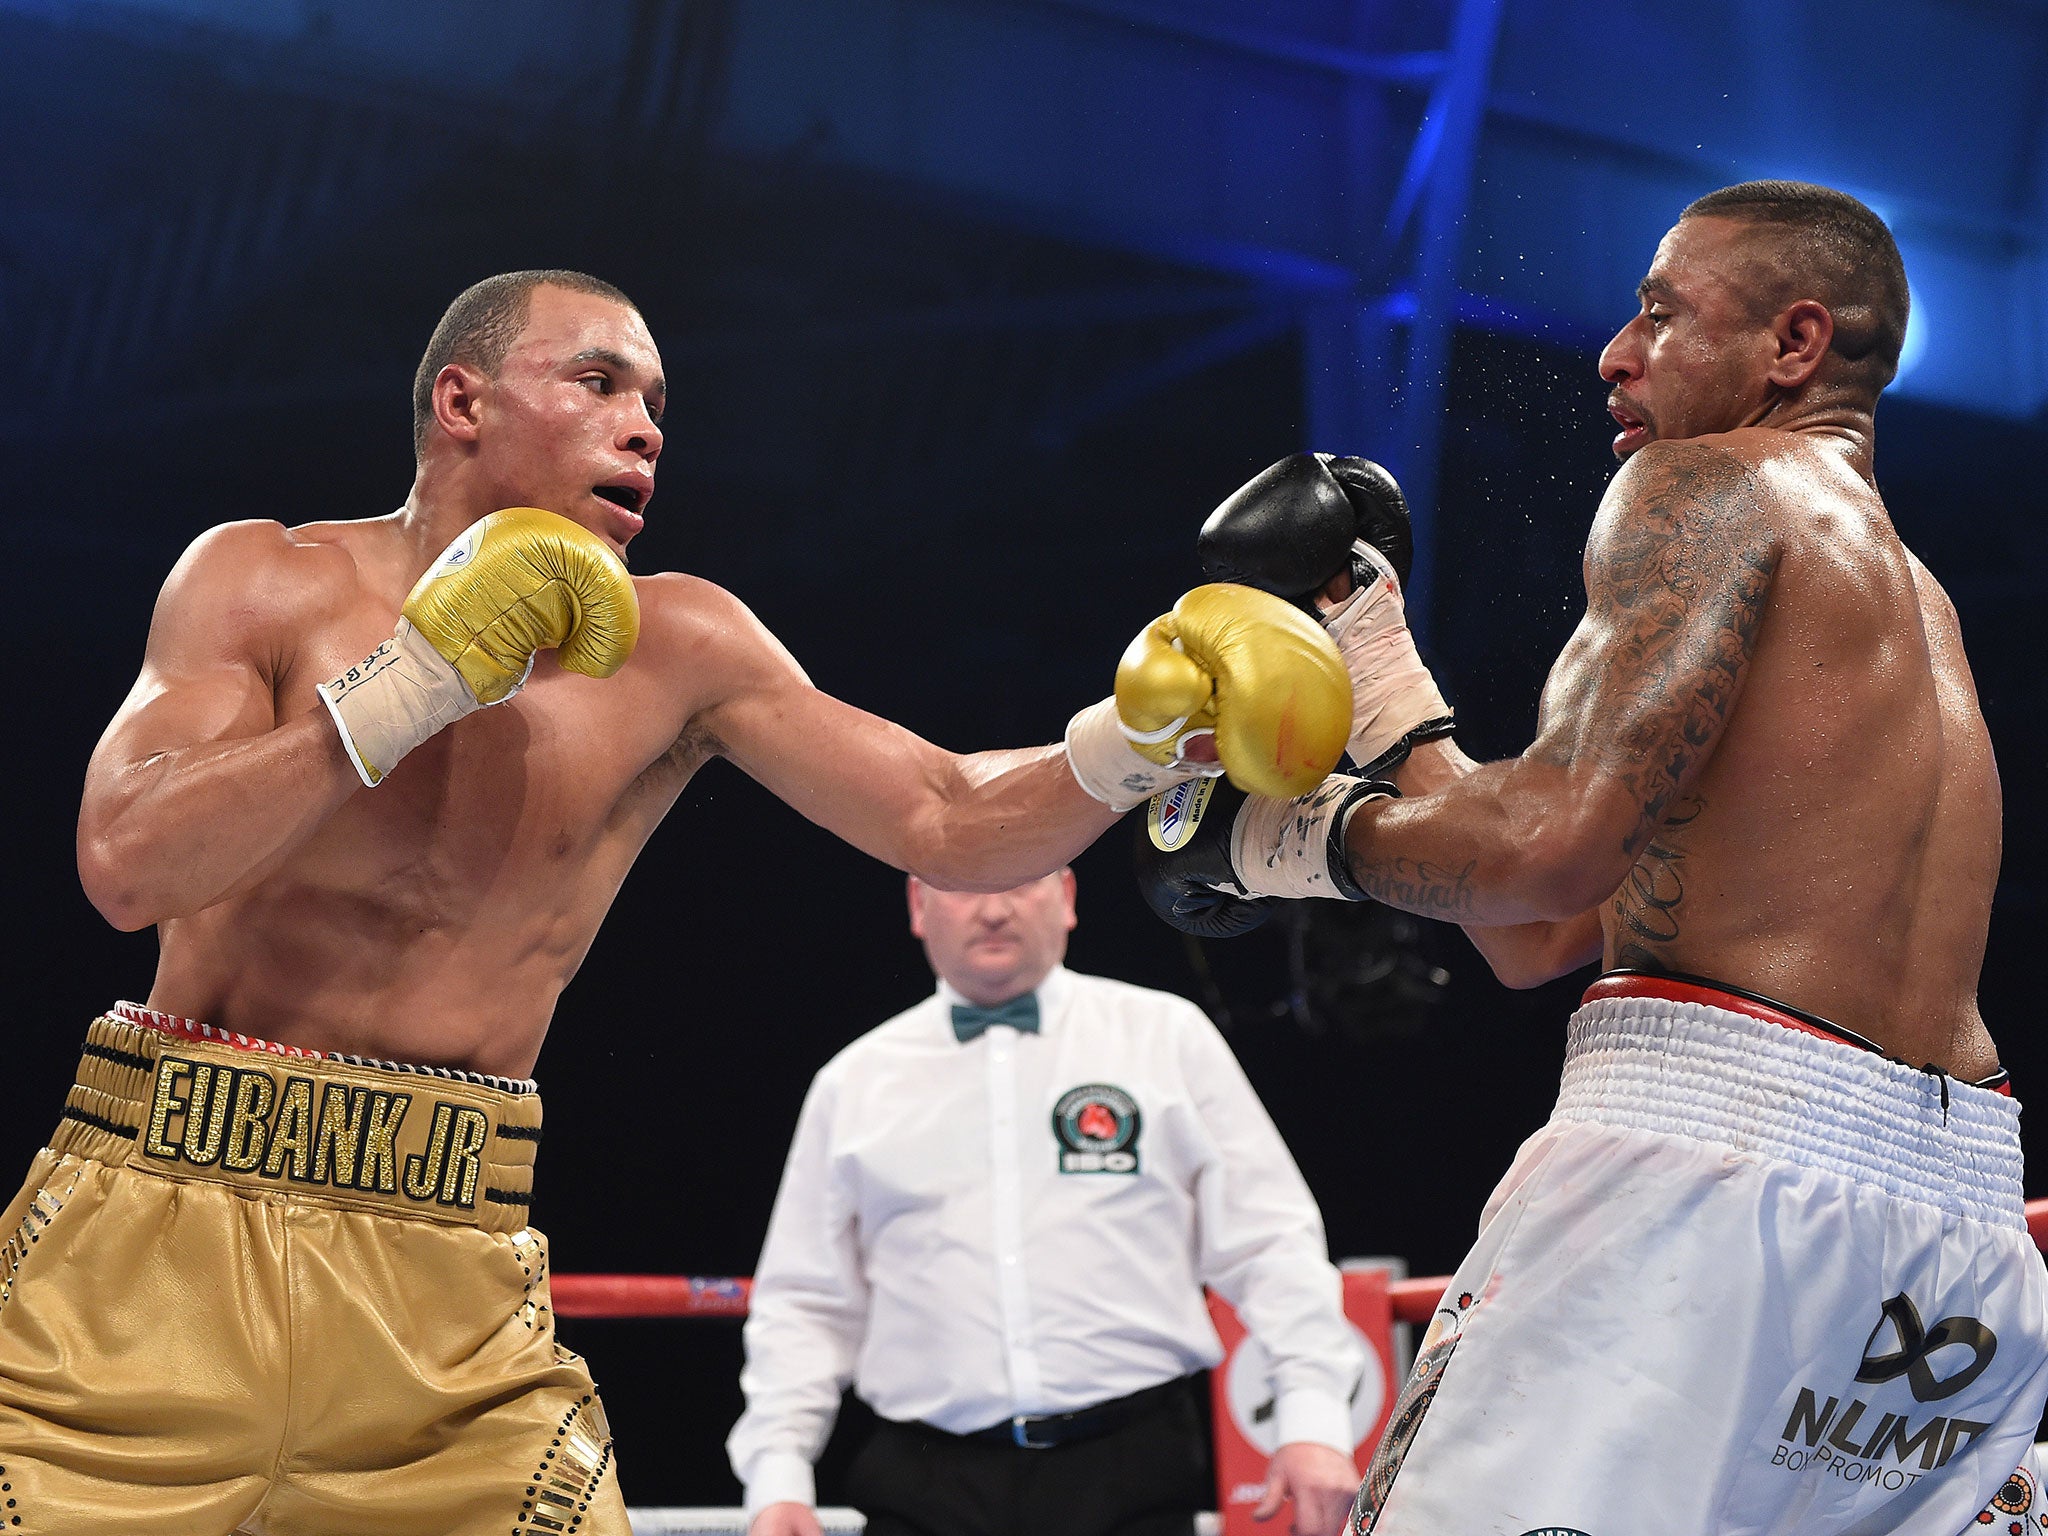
[
  {"xmin": 1597, "ymin": 436, "xmax": 1768, "ymax": 534},
  {"xmin": 1902, "ymin": 546, "xmax": 1960, "ymax": 625},
  {"xmin": 150, "ymin": 518, "xmax": 363, "ymax": 657},
  {"xmin": 1586, "ymin": 438, "xmax": 1780, "ymax": 604},
  {"xmin": 632, "ymin": 569, "xmax": 809, "ymax": 681}
]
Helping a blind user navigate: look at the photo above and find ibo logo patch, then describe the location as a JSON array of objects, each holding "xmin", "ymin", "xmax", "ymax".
[{"xmin": 1051, "ymin": 1083, "xmax": 1141, "ymax": 1174}]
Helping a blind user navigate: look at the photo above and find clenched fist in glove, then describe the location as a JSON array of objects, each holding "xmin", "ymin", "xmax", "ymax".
[
  {"xmin": 317, "ymin": 507, "xmax": 639, "ymax": 786},
  {"xmin": 1199, "ymin": 453, "xmax": 1453, "ymax": 776},
  {"xmin": 1065, "ymin": 584, "xmax": 1351, "ymax": 810},
  {"xmin": 1133, "ymin": 772, "xmax": 1397, "ymax": 936}
]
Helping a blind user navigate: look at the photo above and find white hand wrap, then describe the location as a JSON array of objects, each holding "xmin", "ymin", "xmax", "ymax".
[
  {"xmin": 1323, "ymin": 540, "xmax": 1453, "ymax": 774},
  {"xmin": 315, "ymin": 620, "xmax": 528, "ymax": 788},
  {"xmin": 1229, "ymin": 776, "xmax": 1394, "ymax": 901},
  {"xmin": 1065, "ymin": 697, "xmax": 1220, "ymax": 812}
]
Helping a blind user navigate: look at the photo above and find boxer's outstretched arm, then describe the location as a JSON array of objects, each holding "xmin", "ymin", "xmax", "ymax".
[
  {"xmin": 78, "ymin": 523, "xmax": 364, "ymax": 930},
  {"xmin": 676, "ymin": 585, "xmax": 1118, "ymax": 891},
  {"xmin": 1344, "ymin": 440, "xmax": 1781, "ymax": 926}
]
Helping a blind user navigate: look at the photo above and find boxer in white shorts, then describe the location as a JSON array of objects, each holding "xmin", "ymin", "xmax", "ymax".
[
  {"xmin": 1354, "ymin": 974, "xmax": 2048, "ymax": 1536},
  {"xmin": 1139, "ymin": 181, "xmax": 2047, "ymax": 1534}
]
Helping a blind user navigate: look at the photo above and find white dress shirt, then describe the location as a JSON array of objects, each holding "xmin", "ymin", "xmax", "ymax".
[{"xmin": 728, "ymin": 965, "xmax": 1362, "ymax": 1515}]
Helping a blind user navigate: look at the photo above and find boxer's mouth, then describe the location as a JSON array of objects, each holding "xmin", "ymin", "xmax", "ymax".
[
  {"xmin": 593, "ymin": 483, "xmax": 646, "ymax": 515},
  {"xmin": 1607, "ymin": 395, "xmax": 1651, "ymax": 457},
  {"xmin": 590, "ymin": 481, "xmax": 648, "ymax": 545}
]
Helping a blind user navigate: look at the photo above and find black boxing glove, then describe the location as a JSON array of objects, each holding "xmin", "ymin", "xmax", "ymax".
[
  {"xmin": 1135, "ymin": 779, "xmax": 1269, "ymax": 938},
  {"xmin": 1135, "ymin": 774, "xmax": 1396, "ymax": 938},
  {"xmin": 1197, "ymin": 452, "xmax": 1415, "ymax": 608},
  {"xmin": 1196, "ymin": 453, "xmax": 1453, "ymax": 776}
]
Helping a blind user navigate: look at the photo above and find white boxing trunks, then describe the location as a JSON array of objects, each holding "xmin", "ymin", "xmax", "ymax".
[{"xmin": 1355, "ymin": 973, "xmax": 2048, "ymax": 1536}]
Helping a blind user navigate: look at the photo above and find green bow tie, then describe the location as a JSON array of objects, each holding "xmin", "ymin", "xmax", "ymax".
[{"xmin": 950, "ymin": 994, "xmax": 1041, "ymax": 1043}]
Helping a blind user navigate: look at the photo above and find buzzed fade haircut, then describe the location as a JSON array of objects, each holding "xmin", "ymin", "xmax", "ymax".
[
  {"xmin": 411, "ymin": 269, "xmax": 636, "ymax": 457},
  {"xmin": 1681, "ymin": 181, "xmax": 1910, "ymax": 392}
]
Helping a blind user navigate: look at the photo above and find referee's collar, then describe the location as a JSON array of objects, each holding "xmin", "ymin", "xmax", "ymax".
[{"xmin": 935, "ymin": 965, "xmax": 1071, "ymax": 1039}]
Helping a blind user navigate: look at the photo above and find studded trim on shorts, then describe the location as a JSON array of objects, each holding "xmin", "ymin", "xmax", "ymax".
[
  {"xmin": 0, "ymin": 1161, "xmax": 85, "ymax": 1321},
  {"xmin": 111, "ymin": 1001, "xmax": 539, "ymax": 1094},
  {"xmin": 515, "ymin": 1394, "xmax": 614, "ymax": 1534}
]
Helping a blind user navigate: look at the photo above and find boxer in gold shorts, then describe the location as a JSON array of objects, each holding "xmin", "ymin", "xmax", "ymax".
[
  {"xmin": 14, "ymin": 267, "xmax": 1345, "ymax": 1532},
  {"xmin": 0, "ymin": 1004, "xmax": 609, "ymax": 1534}
]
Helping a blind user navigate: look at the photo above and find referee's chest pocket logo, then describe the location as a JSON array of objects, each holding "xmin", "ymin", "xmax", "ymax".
[{"xmin": 1051, "ymin": 1083, "xmax": 1141, "ymax": 1174}]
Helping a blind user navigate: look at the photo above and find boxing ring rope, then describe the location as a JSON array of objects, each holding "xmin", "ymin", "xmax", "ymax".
[
  {"xmin": 588, "ymin": 1198, "xmax": 2048, "ymax": 1534},
  {"xmin": 547, "ymin": 1269, "xmax": 1461, "ymax": 1327},
  {"xmin": 558, "ymin": 1199, "xmax": 2048, "ymax": 1325}
]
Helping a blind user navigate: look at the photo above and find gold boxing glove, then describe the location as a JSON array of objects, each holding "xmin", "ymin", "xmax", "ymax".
[
  {"xmin": 317, "ymin": 507, "xmax": 639, "ymax": 786},
  {"xmin": 1066, "ymin": 583, "xmax": 1351, "ymax": 809}
]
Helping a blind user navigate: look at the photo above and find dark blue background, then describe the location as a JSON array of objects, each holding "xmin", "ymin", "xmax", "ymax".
[{"xmin": 5, "ymin": 0, "xmax": 2043, "ymax": 1505}]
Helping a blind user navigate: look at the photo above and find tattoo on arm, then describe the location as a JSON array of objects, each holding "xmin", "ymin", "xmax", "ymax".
[
  {"xmin": 1535, "ymin": 443, "xmax": 1778, "ymax": 859},
  {"xmin": 1611, "ymin": 793, "xmax": 1704, "ymax": 966},
  {"xmin": 1333, "ymin": 447, "xmax": 1772, "ymax": 927},
  {"xmin": 1348, "ymin": 854, "xmax": 1480, "ymax": 919}
]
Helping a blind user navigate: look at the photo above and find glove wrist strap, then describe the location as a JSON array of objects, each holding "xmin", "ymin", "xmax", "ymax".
[
  {"xmin": 1229, "ymin": 777, "xmax": 1396, "ymax": 901},
  {"xmin": 1066, "ymin": 698, "xmax": 1214, "ymax": 811},
  {"xmin": 315, "ymin": 620, "xmax": 483, "ymax": 788}
]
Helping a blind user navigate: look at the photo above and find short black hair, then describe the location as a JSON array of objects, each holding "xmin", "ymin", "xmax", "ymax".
[
  {"xmin": 1681, "ymin": 181, "xmax": 1910, "ymax": 391},
  {"xmin": 411, "ymin": 269, "xmax": 636, "ymax": 458}
]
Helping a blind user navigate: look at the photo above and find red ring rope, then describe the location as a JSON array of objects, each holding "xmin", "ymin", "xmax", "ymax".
[{"xmin": 549, "ymin": 1199, "xmax": 2048, "ymax": 1328}]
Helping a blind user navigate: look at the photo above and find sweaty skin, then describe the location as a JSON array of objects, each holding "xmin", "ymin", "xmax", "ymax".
[
  {"xmin": 1347, "ymin": 214, "xmax": 2000, "ymax": 1079},
  {"xmin": 77, "ymin": 285, "xmax": 1116, "ymax": 1079}
]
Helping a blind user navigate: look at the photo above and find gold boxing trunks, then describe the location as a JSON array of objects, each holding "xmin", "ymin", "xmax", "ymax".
[{"xmin": 0, "ymin": 1004, "xmax": 629, "ymax": 1536}]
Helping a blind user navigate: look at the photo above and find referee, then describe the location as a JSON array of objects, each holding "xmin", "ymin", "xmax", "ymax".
[{"xmin": 728, "ymin": 868, "xmax": 1363, "ymax": 1536}]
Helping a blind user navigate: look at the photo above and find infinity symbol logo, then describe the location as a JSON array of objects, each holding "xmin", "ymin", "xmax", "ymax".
[{"xmin": 1856, "ymin": 1293, "xmax": 1997, "ymax": 1403}]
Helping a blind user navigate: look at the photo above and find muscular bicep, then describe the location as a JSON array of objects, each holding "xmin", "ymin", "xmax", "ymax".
[
  {"xmin": 85, "ymin": 526, "xmax": 294, "ymax": 794},
  {"xmin": 1529, "ymin": 440, "xmax": 1780, "ymax": 862}
]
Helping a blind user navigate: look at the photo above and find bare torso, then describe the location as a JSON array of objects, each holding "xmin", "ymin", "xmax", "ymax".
[
  {"xmin": 1575, "ymin": 432, "xmax": 2000, "ymax": 1075},
  {"xmin": 127, "ymin": 517, "xmax": 736, "ymax": 1077},
  {"xmin": 79, "ymin": 282, "xmax": 1117, "ymax": 1080},
  {"xmin": 82, "ymin": 505, "xmax": 1109, "ymax": 1081}
]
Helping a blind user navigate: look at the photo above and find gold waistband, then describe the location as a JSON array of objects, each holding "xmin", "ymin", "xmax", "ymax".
[{"xmin": 52, "ymin": 1012, "xmax": 543, "ymax": 1233}]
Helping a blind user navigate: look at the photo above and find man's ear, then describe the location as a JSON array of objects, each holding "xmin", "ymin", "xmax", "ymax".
[
  {"xmin": 1769, "ymin": 299, "xmax": 1833, "ymax": 388},
  {"xmin": 431, "ymin": 361, "xmax": 489, "ymax": 446},
  {"xmin": 906, "ymin": 875, "xmax": 927, "ymax": 939}
]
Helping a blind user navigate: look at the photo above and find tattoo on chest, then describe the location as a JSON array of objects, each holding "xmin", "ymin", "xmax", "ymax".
[
  {"xmin": 1539, "ymin": 445, "xmax": 1778, "ymax": 861},
  {"xmin": 1611, "ymin": 793, "xmax": 1705, "ymax": 964}
]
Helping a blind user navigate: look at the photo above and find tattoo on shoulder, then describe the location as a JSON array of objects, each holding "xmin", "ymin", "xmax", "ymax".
[{"xmin": 1536, "ymin": 443, "xmax": 1778, "ymax": 859}]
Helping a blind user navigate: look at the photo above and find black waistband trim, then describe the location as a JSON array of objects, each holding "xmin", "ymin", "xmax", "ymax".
[
  {"xmin": 60, "ymin": 1106, "xmax": 136, "ymax": 1138},
  {"xmin": 81, "ymin": 1041, "xmax": 155, "ymax": 1073},
  {"xmin": 1600, "ymin": 967, "xmax": 2009, "ymax": 1093},
  {"xmin": 1601, "ymin": 968, "xmax": 1880, "ymax": 1051}
]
